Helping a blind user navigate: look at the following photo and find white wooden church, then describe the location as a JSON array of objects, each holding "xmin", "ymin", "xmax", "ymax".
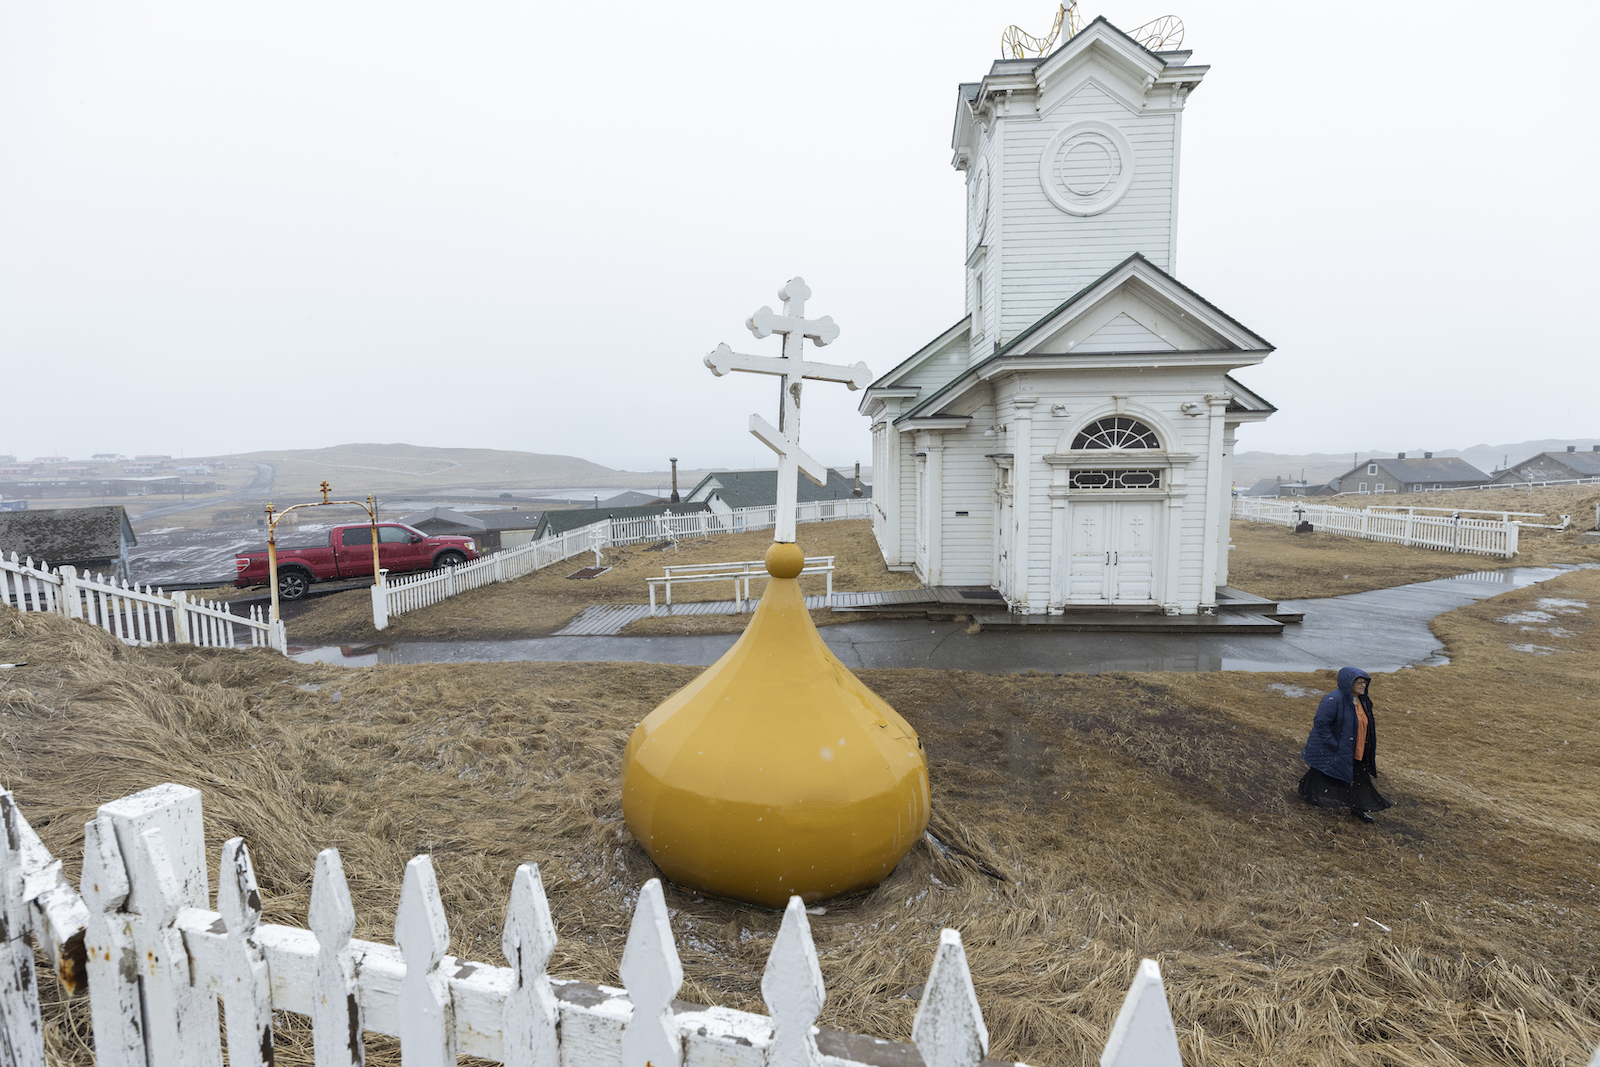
[{"xmin": 860, "ymin": 18, "xmax": 1275, "ymax": 616}]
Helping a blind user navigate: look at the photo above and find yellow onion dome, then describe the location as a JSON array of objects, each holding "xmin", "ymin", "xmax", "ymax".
[{"xmin": 621, "ymin": 542, "xmax": 930, "ymax": 907}]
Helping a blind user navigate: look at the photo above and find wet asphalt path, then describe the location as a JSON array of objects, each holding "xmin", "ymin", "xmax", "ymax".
[{"xmin": 288, "ymin": 566, "xmax": 1577, "ymax": 675}]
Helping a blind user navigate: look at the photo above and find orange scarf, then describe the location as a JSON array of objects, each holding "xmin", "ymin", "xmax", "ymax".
[{"xmin": 1354, "ymin": 701, "xmax": 1369, "ymax": 768}]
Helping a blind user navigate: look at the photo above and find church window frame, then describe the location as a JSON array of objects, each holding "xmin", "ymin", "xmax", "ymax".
[{"xmin": 1070, "ymin": 417, "xmax": 1161, "ymax": 451}]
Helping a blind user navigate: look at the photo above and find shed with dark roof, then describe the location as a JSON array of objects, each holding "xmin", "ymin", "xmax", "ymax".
[{"xmin": 0, "ymin": 506, "xmax": 138, "ymax": 581}]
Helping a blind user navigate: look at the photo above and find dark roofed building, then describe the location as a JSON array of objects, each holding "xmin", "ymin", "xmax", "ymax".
[
  {"xmin": 402, "ymin": 507, "xmax": 546, "ymax": 552},
  {"xmin": 0, "ymin": 505, "xmax": 137, "ymax": 581},
  {"xmin": 1491, "ymin": 445, "xmax": 1600, "ymax": 484},
  {"xmin": 685, "ymin": 468, "xmax": 868, "ymax": 513},
  {"xmin": 1330, "ymin": 453, "xmax": 1489, "ymax": 495},
  {"xmin": 535, "ymin": 502, "xmax": 711, "ymax": 540}
]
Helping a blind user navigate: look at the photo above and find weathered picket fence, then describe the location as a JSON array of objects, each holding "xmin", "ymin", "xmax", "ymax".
[
  {"xmin": 0, "ymin": 783, "xmax": 1185, "ymax": 1067},
  {"xmin": 373, "ymin": 499, "xmax": 874, "ymax": 630},
  {"xmin": 0, "ymin": 550, "xmax": 286, "ymax": 653},
  {"xmin": 1232, "ymin": 498, "xmax": 1519, "ymax": 558},
  {"xmin": 372, "ymin": 525, "xmax": 606, "ymax": 630}
]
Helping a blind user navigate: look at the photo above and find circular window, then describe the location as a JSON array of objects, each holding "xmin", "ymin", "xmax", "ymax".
[
  {"xmin": 1072, "ymin": 417, "xmax": 1160, "ymax": 450},
  {"xmin": 1038, "ymin": 120, "xmax": 1136, "ymax": 216}
]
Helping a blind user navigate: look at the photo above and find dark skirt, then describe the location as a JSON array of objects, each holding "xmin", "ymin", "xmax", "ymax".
[{"xmin": 1298, "ymin": 766, "xmax": 1392, "ymax": 814}]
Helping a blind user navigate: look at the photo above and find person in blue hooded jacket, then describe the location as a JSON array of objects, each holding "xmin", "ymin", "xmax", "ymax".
[{"xmin": 1298, "ymin": 667, "xmax": 1392, "ymax": 823}]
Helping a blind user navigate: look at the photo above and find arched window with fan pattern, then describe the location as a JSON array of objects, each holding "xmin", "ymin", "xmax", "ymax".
[{"xmin": 1071, "ymin": 417, "xmax": 1160, "ymax": 450}]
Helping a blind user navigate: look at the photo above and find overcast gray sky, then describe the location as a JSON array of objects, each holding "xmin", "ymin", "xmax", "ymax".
[{"xmin": 2, "ymin": 1, "xmax": 1594, "ymax": 471}]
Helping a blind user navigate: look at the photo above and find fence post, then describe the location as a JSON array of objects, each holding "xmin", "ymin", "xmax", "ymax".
[
  {"xmin": 100, "ymin": 783, "xmax": 222, "ymax": 1067},
  {"xmin": 171, "ymin": 591, "xmax": 190, "ymax": 644},
  {"xmin": 761, "ymin": 898, "xmax": 825, "ymax": 1067},
  {"xmin": 57, "ymin": 564, "xmax": 83, "ymax": 621},
  {"xmin": 217, "ymin": 839, "xmax": 274, "ymax": 1067},
  {"xmin": 372, "ymin": 570, "xmax": 389, "ymax": 632},
  {"xmin": 80, "ymin": 816, "xmax": 146, "ymax": 1067},
  {"xmin": 1403, "ymin": 509, "xmax": 1414, "ymax": 547},
  {"xmin": 444, "ymin": 565, "xmax": 456, "ymax": 598},
  {"xmin": 0, "ymin": 799, "xmax": 47, "ymax": 1067}
]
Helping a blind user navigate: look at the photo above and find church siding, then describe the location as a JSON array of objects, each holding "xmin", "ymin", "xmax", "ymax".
[
  {"xmin": 938, "ymin": 432, "xmax": 998, "ymax": 585},
  {"xmin": 998, "ymin": 87, "xmax": 1178, "ymax": 339}
]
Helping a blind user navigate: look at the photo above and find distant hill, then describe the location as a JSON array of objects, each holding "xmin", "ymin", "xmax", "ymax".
[
  {"xmin": 1234, "ymin": 437, "xmax": 1600, "ymax": 489},
  {"xmin": 213, "ymin": 443, "xmax": 704, "ymax": 498}
]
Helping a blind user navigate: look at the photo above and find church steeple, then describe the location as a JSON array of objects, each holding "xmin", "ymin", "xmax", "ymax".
[{"xmin": 952, "ymin": 18, "xmax": 1209, "ymax": 355}]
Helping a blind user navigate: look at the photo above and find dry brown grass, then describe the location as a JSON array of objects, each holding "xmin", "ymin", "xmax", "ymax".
[
  {"xmin": 279, "ymin": 520, "xmax": 920, "ymax": 645},
  {"xmin": 4, "ymin": 567, "xmax": 1599, "ymax": 1064},
  {"xmin": 1228, "ymin": 485, "xmax": 1600, "ymax": 602}
]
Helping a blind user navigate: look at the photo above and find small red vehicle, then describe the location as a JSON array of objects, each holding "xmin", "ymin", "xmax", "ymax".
[{"xmin": 234, "ymin": 522, "xmax": 479, "ymax": 600}]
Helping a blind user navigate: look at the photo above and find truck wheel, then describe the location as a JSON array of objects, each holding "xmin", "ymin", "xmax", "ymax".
[
  {"xmin": 435, "ymin": 551, "xmax": 466, "ymax": 569},
  {"xmin": 278, "ymin": 570, "xmax": 312, "ymax": 601}
]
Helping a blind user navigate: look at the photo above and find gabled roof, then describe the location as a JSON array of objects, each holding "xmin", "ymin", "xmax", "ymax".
[
  {"xmin": 897, "ymin": 254, "xmax": 1274, "ymax": 423},
  {"xmin": 0, "ymin": 506, "xmax": 135, "ymax": 565},
  {"xmin": 535, "ymin": 502, "xmax": 711, "ymax": 539},
  {"xmin": 686, "ymin": 468, "xmax": 868, "ymax": 509},
  {"xmin": 475, "ymin": 509, "xmax": 546, "ymax": 531},
  {"xmin": 1503, "ymin": 450, "xmax": 1600, "ymax": 478},
  {"xmin": 1336, "ymin": 457, "xmax": 1490, "ymax": 485},
  {"xmin": 861, "ymin": 316, "xmax": 971, "ymax": 396},
  {"xmin": 401, "ymin": 507, "xmax": 487, "ymax": 531}
]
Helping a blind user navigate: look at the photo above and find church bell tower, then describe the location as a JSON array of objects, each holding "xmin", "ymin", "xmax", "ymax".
[{"xmin": 952, "ymin": 18, "xmax": 1209, "ymax": 355}]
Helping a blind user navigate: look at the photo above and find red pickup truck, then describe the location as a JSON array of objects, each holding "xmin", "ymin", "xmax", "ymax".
[{"xmin": 235, "ymin": 523, "xmax": 479, "ymax": 600}]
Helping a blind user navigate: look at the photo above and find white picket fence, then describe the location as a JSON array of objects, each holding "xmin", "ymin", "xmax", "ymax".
[
  {"xmin": 373, "ymin": 499, "xmax": 874, "ymax": 630},
  {"xmin": 373, "ymin": 525, "xmax": 607, "ymax": 630},
  {"xmin": 0, "ymin": 782, "xmax": 1185, "ymax": 1067},
  {"xmin": 1232, "ymin": 498, "xmax": 1519, "ymax": 558},
  {"xmin": 0, "ymin": 550, "xmax": 286, "ymax": 653}
]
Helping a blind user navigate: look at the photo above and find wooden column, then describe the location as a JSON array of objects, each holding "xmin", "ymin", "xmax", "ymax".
[
  {"xmin": 1215, "ymin": 424, "xmax": 1237, "ymax": 589},
  {"xmin": 924, "ymin": 434, "xmax": 945, "ymax": 587},
  {"xmin": 1198, "ymin": 396, "xmax": 1228, "ymax": 610},
  {"xmin": 1009, "ymin": 398, "xmax": 1037, "ymax": 612}
]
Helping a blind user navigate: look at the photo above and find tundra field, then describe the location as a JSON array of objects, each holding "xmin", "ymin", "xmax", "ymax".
[{"xmin": 3, "ymin": 505, "xmax": 1600, "ymax": 1066}]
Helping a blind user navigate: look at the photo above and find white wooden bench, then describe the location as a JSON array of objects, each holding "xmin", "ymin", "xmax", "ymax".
[{"xmin": 647, "ymin": 556, "xmax": 834, "ymax": 615}]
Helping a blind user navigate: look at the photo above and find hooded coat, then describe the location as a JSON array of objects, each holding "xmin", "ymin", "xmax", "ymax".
[{"xmin": 1302, "ymin": 667, "xmax": 1376, "ymax": 784}]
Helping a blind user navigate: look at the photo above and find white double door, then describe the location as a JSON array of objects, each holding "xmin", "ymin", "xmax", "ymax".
[{"xmin": 1065, "ymin": 499, "xmax": 1161, "ymax": 604}]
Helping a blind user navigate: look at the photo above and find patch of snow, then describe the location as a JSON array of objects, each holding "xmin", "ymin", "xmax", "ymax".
[
  {"xmin": 1497, "ymin": 611, "xmax": 1554, "ymax": 625},
  {"xmin": 1508, "ymin": 644, "xmax": 1559, "ymax": 656},
  {"xmin": 1535, "ymin": 598, "xmax": 1587, "ymax": 613},
  {"xmin": 1267, "ymin": 683, "xmax": 1316, "ymax": 698}
]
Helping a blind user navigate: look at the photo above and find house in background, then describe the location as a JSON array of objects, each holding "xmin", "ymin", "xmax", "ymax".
[
  {"xmin": 684, "ymin": 468, "xmax": 867, "ymax": 515},
  {"xmin": 401, "ymin": 507, "xmax": 547, "ymax": 553},
  {"xmin": 534, "ymin": 501, "xmax": 712, "ymax": 540},
  {"xmin": 1238, "ymin": 477, "xmax": 1334, "ymax": 498},
  {"xmin": 0, "ymin": 505, "xmax": 138, "ymax": 582},
  {"xmin": 1329, "ymin": 453, "xmax": 1489, "ymax": 495},
  {"xmin": 1490, "ymin": 445, "xmax": 1600, "ymax": 485}
]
